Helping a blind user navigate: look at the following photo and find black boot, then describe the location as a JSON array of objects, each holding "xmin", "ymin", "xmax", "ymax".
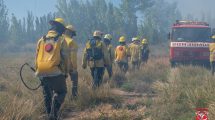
[
  {"xmin": 53, "ymin": 101, "xmax": 61, "ymax": 120},
  {"xmin": 70, "ymin": 71, "xmax": 78, "ymax": 97}
]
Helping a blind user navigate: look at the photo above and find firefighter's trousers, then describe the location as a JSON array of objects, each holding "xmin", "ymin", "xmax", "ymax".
[
  {"xmin": 141, "ymin": 51, "xmax": 149, "ymax": 64},
  {"xmin": 40, "ymin": 74, "xmax": 67, "ymax": 119},
  {"xmin": 90, "ymin": 67, "xmax": 104, "ymax": 88},
  {"xmin": 131, "ymin": 61, "xmax": 140, "ymax": 70},
  {"xmin": 116, "ymin": 61, "xmax": 128, "ymax": 73}
]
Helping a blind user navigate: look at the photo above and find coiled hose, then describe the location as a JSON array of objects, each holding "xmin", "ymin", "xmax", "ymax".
[{"xmin": 19, "ymin": 63, "xmax": 41, "ymax": 90}]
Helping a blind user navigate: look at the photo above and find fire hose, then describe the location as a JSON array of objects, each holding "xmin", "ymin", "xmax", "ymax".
[{"xmin": 19, "ymin": 63, "xmax": 41, "ymax": 91}]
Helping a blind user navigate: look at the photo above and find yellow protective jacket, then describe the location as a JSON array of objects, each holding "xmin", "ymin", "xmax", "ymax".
[
  {"xmin": 64, "ymin": 35, "xmax": 78, "ymax": 72},
  {"xmin": 115, "ymin": 45, "xmax": 129, "ymax": 63},
  {"xmin": 128, "ymin": 43, "xmax": 141, "ymax": 62},
  {"xmin": 209, "ymin": 43, "xmax": 215, "ymax": 62},
  {"xmin": 82, "ymin": 40, "xmax": 110, "ymax": 68},
  {"xmin": 106, "ymin": 44, "xmax": 115, "ymax": 64},
  {"xmin": 35, "ymin": 30, "xmax": 69, "ymax": 77}
]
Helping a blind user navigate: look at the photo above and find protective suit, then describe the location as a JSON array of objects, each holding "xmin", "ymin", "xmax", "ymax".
[
  {"xmin": 115, "ymin": 36, "xmax": 129, "ymax": 73},
  {"xmin": 82, "ymin": 31, "xmax": 110, "ymax": 88},
  {"xmin": 35, "ymin": 18, "xmax": 68, "ymax": 119},
  {"xmin": 141, "ymin": 39, "xmax": 149, "ymax": 64},
  {"xmin": 104, "ymin": 34, "xmax": 115, "ymax": 78},
  {"xmin": 129, "ymin": 37, "xmax": 141, "ymax": 70},
  {"xmin": 64, "ymin": 25, "xmax": 79, "ymax": 97}
]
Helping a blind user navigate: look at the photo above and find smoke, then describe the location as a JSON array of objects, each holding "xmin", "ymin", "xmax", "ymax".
[{"xmin": 166, "ymin": 0, "xmax": 215, "ymax": 27}]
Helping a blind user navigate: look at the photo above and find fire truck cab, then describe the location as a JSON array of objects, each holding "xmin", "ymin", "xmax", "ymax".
[{"xmin": 169, "ymin": 20, "xmax": 211, "ymax": 67}]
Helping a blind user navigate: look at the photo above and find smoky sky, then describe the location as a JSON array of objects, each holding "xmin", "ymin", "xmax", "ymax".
[
  {"xmin": 166, "ymin": 0, "xmax": 215, "ymax": 18},
  {"xmin": 4, "ymin": 0, "xmax": 215, "ymax": 19}
]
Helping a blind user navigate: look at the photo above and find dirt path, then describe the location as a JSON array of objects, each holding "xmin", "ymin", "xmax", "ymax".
[{"xmin": 63, "ymin": 89, "xmax": 150, "ymax": 120}]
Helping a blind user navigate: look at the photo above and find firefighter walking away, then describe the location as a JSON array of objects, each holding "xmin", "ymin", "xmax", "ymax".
[
  {"xmin": 103, "ymin": 34, "xmax": 115, "ymax": 78},
  {"xmin": 64, "ymin": 25, "xmax": 79, "ymax": 98},
  {"xmin": 141, "ymin": 38, "xmax": 149, "ymax": 64},
  {"xmin": 115, "ymin": 36, "xmax": 129, "ymax": 73},
  {"xmin": 82, "ymin": 31, "xmax": 110, "ymax": 89},
  {"xmin": 35, "ymin": 18, "xmax": 69, "ymax": 120},
  {"xmin": 129, "ymin": 37, "xmax": 141, "ymax": 70}
]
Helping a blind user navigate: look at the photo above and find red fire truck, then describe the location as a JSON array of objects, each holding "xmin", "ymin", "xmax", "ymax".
[{"xmin": 169, "ymin": 20, "xmax": 211, "ymax": 67}]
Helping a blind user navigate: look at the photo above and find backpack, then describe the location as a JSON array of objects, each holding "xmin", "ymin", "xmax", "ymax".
[
  {"xmin": 86, "ymin": 38, "xmax": 103, "ymax": 61},
  {"xmin": 36, "ymin": 36, "xmax": 63, "ymax": 75},
  {"xmin": 115, "ymin": 45, "xmax": 127, "ymax": 61}
]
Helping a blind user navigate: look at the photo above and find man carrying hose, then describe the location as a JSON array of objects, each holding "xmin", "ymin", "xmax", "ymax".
[{"xmin": 35, "ymin": 18, "xmax": 69, "ymax": 120}]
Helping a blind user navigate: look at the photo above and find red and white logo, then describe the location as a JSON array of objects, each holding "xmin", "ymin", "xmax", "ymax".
[
  {"xmin": 45, "ymin": 43, "xmax": 54, "ymax": 52},
  {"xmin": 170, "ymin": 42, "xmax": 209, "ymax": 48},
  {"xmin": 196, "ymin": 108, "xmax": 208, "ymax": 120}
]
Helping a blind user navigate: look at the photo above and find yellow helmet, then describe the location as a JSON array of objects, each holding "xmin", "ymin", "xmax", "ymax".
[
  {"xmin": 212, "ymin": 35, "xmax": 215, "ymax": 39},
  {"xmin": 93, "ymin": 30, "xmax": 103, "ymax": 38},
  {"xmin": 119, "ymin": 36, "xmax": 126, "ymax": 42},
  {"xmin": 104, "ymin": 34, "xmax": 112, "ymax": 40},
  {"xmin": 49, "ymin": 17, "xmax": 65, "ymax": 26},
  {"xmin": 142, "ymin": 39, "xmax": 148, "ymax": 44},
  {"xmin": 66, "ymin": 25, "xmax": 75, "ymax": 31}
]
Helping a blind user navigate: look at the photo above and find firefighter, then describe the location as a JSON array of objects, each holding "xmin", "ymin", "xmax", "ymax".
[
  {"xmin": 141, "ymin": 38, "xmax": 149, "ymax": 64},
  {"xmin": 82, "ymin": 31, "xmax": 110, "ymax": 88},
  {"xmin": 209, "ymin": 35, "xmax": 215, "ymax": 75},
  {"xmin": 35, "ymin": 18, "xmax": 68, "ymax": 119},
  {"xmin": 103, "ymin": 34, "xmax": 114, "ymax": 78},
  {"xmin": 129, "ymin": 37, "xmax": 141, "ymax": 70},
  {"xmin": 64, "ymin": 25, "xmax": 79, "ymax": 97},
  {"xmin": 115, "ymin": 36, "xmax": 129, "ymax": 73}
]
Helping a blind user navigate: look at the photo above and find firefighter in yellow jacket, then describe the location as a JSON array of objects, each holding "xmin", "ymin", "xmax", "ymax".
[
  {"xmin": 103, "ymin": 34, "xmax": 114, "ymax": 78},
  {"xmin": 209, "ymin": 35, "xmax": 215, "ymax": 75},
  {"xmin": 64, "ymin": 25, "xmax": 79, "ymax": 97},
  {"xmin": 129, "ymin": 37, "xmax": 141, "ymax": 70},
  {"xmin": 115, "ymin": 36, "xmax": 129, "ymax": 73},
  {"xmin": 35, "ymin": 18, "xmax": 69, "ymax": 119},
  {"xmin": 141, "ymin": 38, "xmax": 149, "ymax": 64},
  {"xmin": 82, "ymin": 31, "xmax": 110, "ymax": 88}
]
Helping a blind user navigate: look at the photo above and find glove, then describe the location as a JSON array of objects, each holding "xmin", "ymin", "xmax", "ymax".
[{"xmin": 82, "ymin": 64, "xmax": 87, "ymax": 69}]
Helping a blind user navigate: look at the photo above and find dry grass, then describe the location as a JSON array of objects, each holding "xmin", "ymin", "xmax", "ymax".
[
  {"xmin": 0, "ymin": 54, "xmax": 43, "ymax": 120},
  {"xmin": 0, "ymin": 53, "xmax": 120, "ymax": 120},
  {"xmin": 151, "ymin": 65, "xmax": 215, "ymax": 120},
  {"xmin": 119, "ymin": 57, "xmax": 170, "ymax": 94},
  {"xmin": 2, "ymin": 49, "xmax": 215, "ymax": 120},
  {"xmin": 64, "ymin": 104, "xmax": 146, "ymax": 120}
]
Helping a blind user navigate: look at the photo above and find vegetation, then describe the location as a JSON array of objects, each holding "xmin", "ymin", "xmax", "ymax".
[
  {"xmin": 0, "ymin": 0, "xmax": 183, "ymax": 53},
  {"xmin": 1, "ymin": 0, "xmax": 215, "ymax": 120},
  {"xmin": 1, "ymin": 51, "xmax": 215, "ymax": 119}
]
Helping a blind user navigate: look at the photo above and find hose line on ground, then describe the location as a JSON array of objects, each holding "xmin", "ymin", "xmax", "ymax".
[{"xmin": 19, "ymin": 63, "xmax": 41, "ymax": 91}]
